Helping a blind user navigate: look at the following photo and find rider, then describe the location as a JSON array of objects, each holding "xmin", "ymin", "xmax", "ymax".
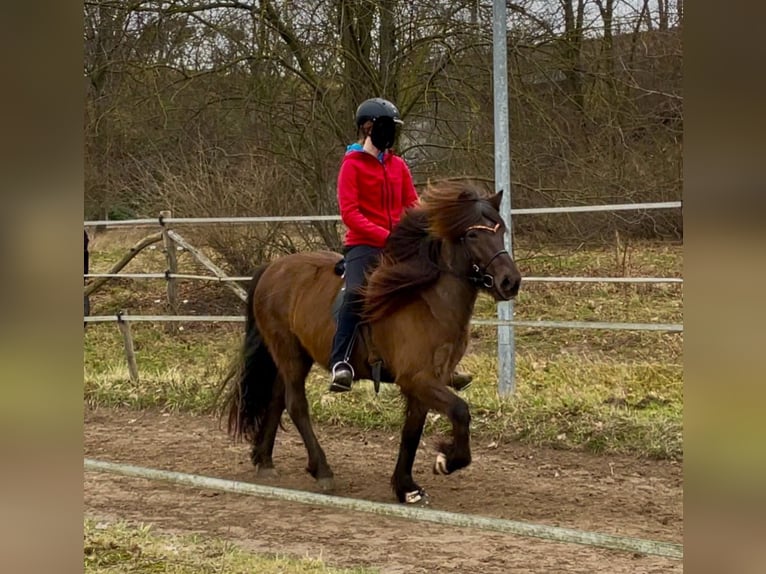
[
  {"xmin": 329, "ymin": 97, "xmax": 473, "ymax": 393},
  {"xmin": 328, "ymin": 97, "xmax": 415, "ymax": 392}
]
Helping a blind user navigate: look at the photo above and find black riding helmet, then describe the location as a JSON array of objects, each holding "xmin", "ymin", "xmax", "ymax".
[
  {"xmin": 355, "ymin": 97, "xmax": 403, "ymax": 150},
  {"xmin": 355, "ymin": 97, "xmax": 403, "ymax": 126}
]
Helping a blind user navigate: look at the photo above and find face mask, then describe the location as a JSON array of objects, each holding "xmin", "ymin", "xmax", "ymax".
[{"xmin": 370, "ymin": 117, "xmax": 397, "ymax": 151}]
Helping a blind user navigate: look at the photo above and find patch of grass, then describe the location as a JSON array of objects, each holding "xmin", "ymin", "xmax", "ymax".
[
  {"xmin": 458, "ymin": 352, "xmax": 682, "ymax": 459},
  {"xmin": 514, "ymin": 240, "xmax": 682, "ymax": 278},
  {"xmin": 85, "ymin": 321, "xmax": 682, "ymax": 458},
  {"xmin": 84, "ymin": 324, "xmax": 240, "ymax": 413},
  {"xmin": 301, "ymin": 351, "xmax": 682, "ymax": 460},
  {"xmin": 84, "ymin": 518, "xmax": 376, "ymax": 573}
]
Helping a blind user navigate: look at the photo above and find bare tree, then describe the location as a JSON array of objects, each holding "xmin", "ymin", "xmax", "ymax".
[{"xmin": 84, "ymin": 0, "xmax": 683, "ymax": 266}]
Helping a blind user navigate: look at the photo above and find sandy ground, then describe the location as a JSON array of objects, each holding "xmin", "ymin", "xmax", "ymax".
[{"xmin": 84, "ymin": 407, "xmax": 683, "ymax": 573}]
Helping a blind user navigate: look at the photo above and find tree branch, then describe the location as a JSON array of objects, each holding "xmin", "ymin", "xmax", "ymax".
[
  {"xmin": 257, "ymin": 0, "xmax": 324, "ymax": 94},
  {"xmin": 85, "ymin": 1, "xmax": 255, "ymax": 15}
]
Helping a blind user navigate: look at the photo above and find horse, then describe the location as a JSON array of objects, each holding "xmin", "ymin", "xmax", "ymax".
[{"xmin": 219, "ymin": 181, "xmax": 522, "ymax": 504}]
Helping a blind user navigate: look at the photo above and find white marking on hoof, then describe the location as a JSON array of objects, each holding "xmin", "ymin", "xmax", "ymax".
[
  {"xmin": 405, "ymin": 490, "xmax": 425, "ymax": 504},
  {"xmin": 435, "ymin": 452, "xmax": 448, "ymax": 475},
  {"xmin": 317, "ymin": 477, "xmax": 335, "ymax": 492}
]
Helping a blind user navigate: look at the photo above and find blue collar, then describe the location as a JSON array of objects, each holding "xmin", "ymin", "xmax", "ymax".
[{"xmin": 346, "ymin": 143, "xmax": 386, "ymax": 163}]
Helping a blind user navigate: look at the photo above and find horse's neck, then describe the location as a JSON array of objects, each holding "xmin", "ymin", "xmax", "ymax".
[
  {"xmin": 430, "ymin": 245, "xmax": 478, "ymax": 328},
  {"xmin": 432, "ymin": 275, "xmax": 478, "ymax": 324}
]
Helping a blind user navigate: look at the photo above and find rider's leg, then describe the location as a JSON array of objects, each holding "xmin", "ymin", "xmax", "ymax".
[
  {"xmin": 328, "ymin": 291, "xmax": 361, "ymax": 392},
  {"xmin": 328, "ymin": 245, "xmax": 381, "ymax": 392}
]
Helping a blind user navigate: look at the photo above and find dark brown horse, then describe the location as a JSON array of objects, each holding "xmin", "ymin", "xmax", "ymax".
[{"xmin": 220, "ymin": 182, "xmax": 521, "ymax": 504}]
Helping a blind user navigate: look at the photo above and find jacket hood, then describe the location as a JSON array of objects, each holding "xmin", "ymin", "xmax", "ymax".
[{"xmin": 344, "ymin": 143, "xmax": 388, "ymax": 163}]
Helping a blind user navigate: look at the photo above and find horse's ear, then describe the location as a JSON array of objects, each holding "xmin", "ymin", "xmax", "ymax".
[{"xmin": 488, "ymin": 189, "xmax": 504, "ymax": 211}]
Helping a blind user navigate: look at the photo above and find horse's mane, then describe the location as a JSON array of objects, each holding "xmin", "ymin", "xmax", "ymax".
[{"xmin": 363, "ymin": 181, "xmax": 501, "ymax": 323}]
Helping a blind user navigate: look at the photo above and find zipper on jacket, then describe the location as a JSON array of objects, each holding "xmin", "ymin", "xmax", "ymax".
[
  {"xmin": 373, "ymin": 153, "xmax": 385, "ymax": 215},
  {"xmin": 382, "ymin": 156, "xmax": 392, "ymax": 230}
]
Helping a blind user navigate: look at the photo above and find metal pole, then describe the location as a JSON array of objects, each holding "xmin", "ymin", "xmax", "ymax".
[{"xmin": 493, "ymin": 0, "xmax": 515, "ymax": 396}]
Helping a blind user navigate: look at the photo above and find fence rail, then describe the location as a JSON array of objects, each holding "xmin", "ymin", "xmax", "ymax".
[
  {"xmin": 84, "ymin": 313, "xmax": 682, "ymax": 332},
  {"xmin": 84, "ymin": 201, "xmax": 682, "ymax": 228},
  {"xmin": 85, "ymin": 272, "xmax": 683, "ymax": 285}
]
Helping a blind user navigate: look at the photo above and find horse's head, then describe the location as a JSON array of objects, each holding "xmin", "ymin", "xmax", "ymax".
[
  {"xmin": 459, "ymin": 190, "xmax": 521, "ymax": 301},
  {"xmin": 422, "ymin": 184, "xmax": 522, "ymax": 301}
]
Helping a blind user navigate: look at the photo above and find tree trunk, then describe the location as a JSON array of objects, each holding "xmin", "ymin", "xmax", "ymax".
[
  {"xmin": 338, "ymin": 0, "xmax": 379, "ymax": 124},
  {"xmin": 560, "ymin": 0, "xmax": 586, "ymax": 116},
  {"xmin": 86, "ymin": 1, "xmax": 125, "ymax": 219},
  {"xmin": 658, "ymin": 0, "xmax": 669, "ymax": 31},
  {"xmin": 378, "ymin": 0, "xmax": 397, "ymax": 98}
]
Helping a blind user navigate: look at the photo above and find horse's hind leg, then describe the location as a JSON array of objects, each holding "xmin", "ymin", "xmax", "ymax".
[
  {"xmin": 250, "ymin": 375, "xmax": 285, "ymax": 477},
  {"xmin": 391, "ymin": 395, "xmax": 429, "ymax": 504},
  {"xmin": 284, "ymin": 379, "xmax": 335, "ymax": 491},
  {"xmin": 275, "ymin": 345, "xmax": 335, "ymax": 491}
]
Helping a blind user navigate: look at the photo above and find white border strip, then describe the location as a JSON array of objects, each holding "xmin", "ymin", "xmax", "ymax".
[{"xmin": 84, "ymin": 458, "xmax": 682, "ymax": 560}]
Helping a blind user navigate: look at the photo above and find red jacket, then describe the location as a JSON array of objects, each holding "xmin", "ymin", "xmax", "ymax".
[{"xmin": 337, "ymin": 149, "xmax": 419, "ymax": 248}]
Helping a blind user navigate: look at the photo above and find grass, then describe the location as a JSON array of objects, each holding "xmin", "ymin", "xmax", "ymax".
[
  {"xmin": 301, "ymin": 351, "xmax": 682, "ymax": 459},
  {"xmin": 84, "ymin": 230, "xmax": 683, "ymax": 459},
  {"xmin": 84, "ymin": 518, "xmax": 377, "ymax": 573}
]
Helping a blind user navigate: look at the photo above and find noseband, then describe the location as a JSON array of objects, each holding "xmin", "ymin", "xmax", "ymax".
[{"xmin": 461, "ymin": 222, "xmax": 508, "ymax": 289}]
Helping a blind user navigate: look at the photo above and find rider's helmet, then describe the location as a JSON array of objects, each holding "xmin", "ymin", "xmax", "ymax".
[
  {"xmin": 355, "ymin": 97, "xmax": 403, "ymax": 150},
  {"xmin": 355, "ymin": 97, "xmax": 403, "ymax": 127}
]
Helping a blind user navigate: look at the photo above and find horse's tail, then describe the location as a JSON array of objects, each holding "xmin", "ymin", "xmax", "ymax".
[{"xmin": 218, "ymin": 263, "xmax": 278, "ymax": 442}]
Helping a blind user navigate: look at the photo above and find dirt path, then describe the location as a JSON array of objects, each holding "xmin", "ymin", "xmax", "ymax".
[{"xmin": 84, "ymin": 407, "xmax": 683, "ymax": 573}]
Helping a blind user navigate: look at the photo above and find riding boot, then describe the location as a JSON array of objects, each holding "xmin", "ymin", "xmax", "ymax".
[{"xmin": 328, "ymin": 297, "xmax": 361, "ymax": 393}]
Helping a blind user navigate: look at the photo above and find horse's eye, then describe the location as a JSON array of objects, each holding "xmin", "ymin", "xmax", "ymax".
[{"xmin": 466, "ymin": 230, "xmax": 479, "ymax": 240}]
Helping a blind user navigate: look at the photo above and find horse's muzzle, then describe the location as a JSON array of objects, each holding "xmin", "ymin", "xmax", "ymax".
[{"xmin": 496, "ymin": 273, "xmax": 521, "ymax": 301}]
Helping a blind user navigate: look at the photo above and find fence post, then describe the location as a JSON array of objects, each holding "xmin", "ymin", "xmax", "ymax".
[
  {"xmin": 116, "ymin": 310, "xmax": 139, "ymax": 384},
  {"xmin": 493, "ymin": 0, "xmax": 516, "ymax": 396},
  {"xmin": 159, "ymin": 210, "xmax": 179, "ymax": 319}
]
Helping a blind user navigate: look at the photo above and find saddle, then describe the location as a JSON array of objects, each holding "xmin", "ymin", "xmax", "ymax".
[{"xmin": 332, "ymin": 258, "xmax": 392, "ymax": 393}]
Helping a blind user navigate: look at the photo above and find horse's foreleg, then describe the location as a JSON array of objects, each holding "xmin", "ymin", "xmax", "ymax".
[
  {"xmin": 433, "ymin": 394, "xmax": 472, "ymax": 475},
  {"xmin": 408, "ymin": 379, "xmax": 472, "ymax": 475},
  {"xmin": 250, "ymin": 375, "xmax": 285, "ymax": 477},
  {"xmin": 284, "ymin": 378, "xmax": 335, "ymax": 491},
  {"xmin": 391, "ymin": 395, "xmax": 429, "ymax": 503}
]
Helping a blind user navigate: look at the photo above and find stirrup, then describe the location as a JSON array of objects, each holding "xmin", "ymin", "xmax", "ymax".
[{"xmin": 329, "ymin": 362, "xmax": 354, "ymax": 393}]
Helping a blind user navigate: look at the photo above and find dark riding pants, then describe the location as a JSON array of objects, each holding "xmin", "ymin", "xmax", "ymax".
[{"xmin": 329, "ymin": 244, "xmax": 382, "ymax": 367}]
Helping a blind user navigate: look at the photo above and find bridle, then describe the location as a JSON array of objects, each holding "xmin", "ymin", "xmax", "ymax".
[{"xmin": 461, "ymin": 222, "xmax": 509, "ymax": 290}]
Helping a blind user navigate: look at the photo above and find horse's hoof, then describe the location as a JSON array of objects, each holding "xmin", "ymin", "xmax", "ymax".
[
  {"xmin": 404, "ymin": 489, "xmax": 429, "ymax": 505},
  {"xmin": 256, "ymin": 466, "xmax": 278, "ymax": 478},
  {"xmin": 317, "ymin": 477, "xmax": 335, "ymax": 492},
  {"xmin": 433, "ymin": 452, "xmax": 449, "ymax": 475}
]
